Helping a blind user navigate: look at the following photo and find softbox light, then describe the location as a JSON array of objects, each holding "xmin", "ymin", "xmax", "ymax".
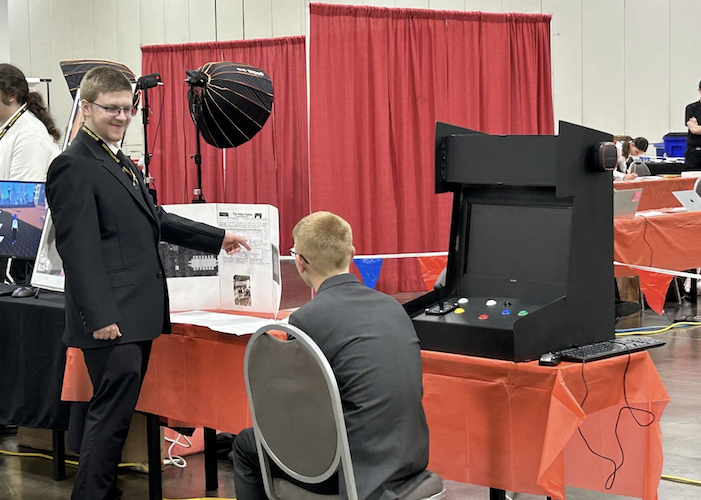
[
  {"xmin": 59, "ymin": 59, "xmax": 140, "ymax": 146},
  {"xmin": 59, "ymin": 59, "xmax": 140, "ymax": 106},
  {"xmin": 186, "ymin": 62, "xmax": 273, "ymax": 149}
]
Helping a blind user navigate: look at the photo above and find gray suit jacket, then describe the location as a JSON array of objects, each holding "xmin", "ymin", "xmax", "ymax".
[{"xmin": 289, "ymin": 273, "xmax": 430, "ymax": 500}]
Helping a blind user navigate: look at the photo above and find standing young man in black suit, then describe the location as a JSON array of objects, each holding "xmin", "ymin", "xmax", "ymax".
[
  {"xmin": 685, "ymin": 80, "xmax": 701, "ymax": 171},
  {"xmin": 46, "ymin": 66, "xmax": 251, "ymax": 500},
  {"xmin": 233, "ymin": 211, "xmax": 430, "ymax": 500}
]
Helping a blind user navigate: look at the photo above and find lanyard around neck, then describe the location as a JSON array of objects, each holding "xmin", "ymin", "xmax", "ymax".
[
  {"xmin": 82, "ymin": 125, "xmax": 138, "ymax": 188},
  {"xmin": 0, "ymin": 104, "xmax": 28, "ymax": 142}
]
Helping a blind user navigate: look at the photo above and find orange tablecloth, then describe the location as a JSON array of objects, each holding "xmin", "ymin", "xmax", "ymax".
[
  {"xmin": 614, "ymin": 211, "xmax": 701, "ymax": 276},
  {"xmin": 62, "ymin": 324, "xmax": 255, "ymax": 433},
  {"xmin": 422, "ymin": 350, "xmax": 668, "ymax": 500},
  {"xmin": 63, "ymin": 327, "xmax": 668, "ymax": 500},
  {"xmin": 614, "ymin": 210, "xmax": 701, "ymax": 311},
  {"xmin": 614, "ymin": 176, "xmax": 695, "ymax": 211}
]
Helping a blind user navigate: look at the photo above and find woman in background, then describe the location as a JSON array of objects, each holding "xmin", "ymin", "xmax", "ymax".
[
  {"xmin": 613, "ymin": 135, "xmax": 648, "ymax": 180},
  {"xmin": 0, "ymin": 63, "xmax": 61, "ymax": 181}
]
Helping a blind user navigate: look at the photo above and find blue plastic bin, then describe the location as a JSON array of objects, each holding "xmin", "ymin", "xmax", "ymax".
[
  {"xmin": 653, "ymin": 142, "xmax": 665, "ymax": 157},
  {"xmin": 663, "ymin": 133, "xmax": 687, "ymax": 157}
]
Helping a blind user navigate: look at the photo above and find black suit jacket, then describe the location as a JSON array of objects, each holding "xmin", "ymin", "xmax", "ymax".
[
  {"xmin": 46, "ymin": 129, "xmax": 224, "ymax": 349},
  {"xmin": 289, "ymin": 274, "xmax": 430, "ymax": 500}
]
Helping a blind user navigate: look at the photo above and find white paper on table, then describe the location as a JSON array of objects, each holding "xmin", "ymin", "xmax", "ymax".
[{"xmin": 170, "ymin": 310, "xmax": 288, "ymax": 336}]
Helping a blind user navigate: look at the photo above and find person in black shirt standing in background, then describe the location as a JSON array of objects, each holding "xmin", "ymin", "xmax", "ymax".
[{"xmin": 684, "ymin": 81, "xmax": 701, "ymax": 171}]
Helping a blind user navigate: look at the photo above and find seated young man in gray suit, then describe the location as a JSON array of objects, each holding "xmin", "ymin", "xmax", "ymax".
[{"xmin": 233, "ymin": 211, "xmax": 430, "ymax": 500}]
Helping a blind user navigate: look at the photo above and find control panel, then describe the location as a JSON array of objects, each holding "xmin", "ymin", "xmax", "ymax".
[{"xmin": 418, "ymin": 296, "xmax": 543, "ymax": 330}]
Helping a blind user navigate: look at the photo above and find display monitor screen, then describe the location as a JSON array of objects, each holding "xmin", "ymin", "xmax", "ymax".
[
  {"xmin": 463, "ymin": 202, "xmax": 572, "ymax": 301},
  {"xmin": 0, "ymin": 181, "xmax": 48, "ymax": 260}
]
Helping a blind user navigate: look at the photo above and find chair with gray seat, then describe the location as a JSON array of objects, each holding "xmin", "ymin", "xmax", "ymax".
[
  {"xmin": 630, "ymin": 159, "xmax": 651, "ymax": 177},
  {"xmin": 244, "ymin": 323, "xmax": 446, "ymax": 500}
]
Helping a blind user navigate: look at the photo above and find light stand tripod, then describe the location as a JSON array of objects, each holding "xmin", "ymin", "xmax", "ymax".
[
  {"xmin": 137, "ymin": 72, "xmax": 161, "ymax": 204},
  {"xmin": 186, "ymin": 70, "xmax": 207, "ymax": 204}
]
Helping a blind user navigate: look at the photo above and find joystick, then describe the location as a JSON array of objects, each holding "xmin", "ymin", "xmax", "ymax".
[
  {"xmin": 425, "ymin": 283, "xmax": 456, "ymax": 315},
  {"xmin": 434, "ymin": 283, "xmax": 445, "ymax": 310}
]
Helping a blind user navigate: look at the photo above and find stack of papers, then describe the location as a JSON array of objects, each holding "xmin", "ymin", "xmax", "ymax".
[{"xmin": 170, "ymin": 310, "xmax": 288, "ymax": 336}]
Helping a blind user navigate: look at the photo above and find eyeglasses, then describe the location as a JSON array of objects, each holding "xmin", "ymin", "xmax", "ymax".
[
  {"xmin": 290, "ymin": 247, "xmax": 309, "ymax": 264},
  {"xmin": 90, "ymin": 102, "xmax": 138, "ymax": 117}
]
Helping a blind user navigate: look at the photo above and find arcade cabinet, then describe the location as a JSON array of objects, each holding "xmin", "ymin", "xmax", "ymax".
[{"xmin": 404, "ymin": 121, "xmax": 615, "ymax": 361}]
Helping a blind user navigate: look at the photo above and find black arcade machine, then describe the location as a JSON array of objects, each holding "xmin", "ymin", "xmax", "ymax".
[{"xmin": 404, "ymin": 121, "xmax": 619, "ymax": 362}]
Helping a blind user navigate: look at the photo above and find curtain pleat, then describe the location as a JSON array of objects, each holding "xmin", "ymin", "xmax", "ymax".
[
  {"xmin": 310, "ymin": 3, "xmax": 554, "ymax": 293},
  {"xmin": 141, "ymin": 37, "xmax": 307, "ymax": 252}
]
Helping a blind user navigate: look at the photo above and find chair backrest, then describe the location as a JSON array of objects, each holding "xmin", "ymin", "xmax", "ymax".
[
  {"xmin": 631, "ymin": 159, "xmax": 651, "ymax": 177},
  {"xmin": 244, "ymin": 323, "xmax": 358, "ymax": 500},
  {"xmin": 695, "ymin": 177, "xmax": 701, "ymax": 197}
]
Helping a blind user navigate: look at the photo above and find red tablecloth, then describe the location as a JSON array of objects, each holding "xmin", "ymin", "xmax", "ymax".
[
  {"xmin": 614, "ymin": 176, "xmax": 696, "ymax": 211},
  {"xmin": 62, "ymin": 325, "xmax": 668, "ymax": 500}
]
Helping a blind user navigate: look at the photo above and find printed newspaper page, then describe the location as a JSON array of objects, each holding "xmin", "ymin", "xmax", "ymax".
[{"xmin": 161, "ymin": 203, "xmax": 281, "ymax": 317}]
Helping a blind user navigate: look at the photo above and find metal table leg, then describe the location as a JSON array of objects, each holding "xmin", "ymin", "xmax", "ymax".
[
  {"xmin": 52, "ymin": 429, "xmax": 66, "ymax": 481},
  {"xmin": 489, "ymin": 488, "xmax": 506, "ymax": 500},
  {"xmin": 204, "ymin": 427, "xmax": 218, "ymax": 491},
  {"xmin": 146, "ymin": 413, "xmax": 163, "ymax": 500}
]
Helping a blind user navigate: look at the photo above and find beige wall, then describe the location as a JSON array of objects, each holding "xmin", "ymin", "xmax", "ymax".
[{"xmin": 1, "ymin": 0, "xmax": 700, "ymax": 154}]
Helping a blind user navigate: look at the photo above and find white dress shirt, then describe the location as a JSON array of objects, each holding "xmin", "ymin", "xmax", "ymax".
[{"xmin": 0, "ymin": 105, "xmax": 61, "ymax": 181}]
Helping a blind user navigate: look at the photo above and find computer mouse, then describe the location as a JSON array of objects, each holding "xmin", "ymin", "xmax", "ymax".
[
  {"xmin": 11, "ymin": 286, "xmax": 35, "ymax": 298},
  {"xmin": 538, "ymin": 352, "xmax": 561, "ymax": 366}
]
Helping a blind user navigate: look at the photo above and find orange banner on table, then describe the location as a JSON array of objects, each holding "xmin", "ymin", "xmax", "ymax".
[{"xmin": 636, "ymin": 269, "xmax": 674, "ymax": 315}]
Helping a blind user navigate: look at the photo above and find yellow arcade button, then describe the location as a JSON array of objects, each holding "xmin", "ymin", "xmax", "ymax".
[{"xmin": 454, "ymin": 307, "xmax": 465, "ymax": 314}]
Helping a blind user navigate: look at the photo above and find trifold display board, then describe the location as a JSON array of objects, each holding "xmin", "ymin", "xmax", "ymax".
[
  {"xmin": 32, "ymin": 203, "xmax": 281, "ymax": 318},
  {"xmin": 160, "ymin": 203, "xmax": 281, "ymax": 317},
  {"xmin": 405, "ymin": 121, "xmax": 615, "ymax": 362}
]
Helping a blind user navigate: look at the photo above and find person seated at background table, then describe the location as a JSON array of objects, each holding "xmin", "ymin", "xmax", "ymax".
[
  {"xmin": 613, "ymin": 136, "xmax": 648, "ymax": 180},
  {"xmin": 232, "ymin": 211, "xmax": 431, "ymax": 500}
]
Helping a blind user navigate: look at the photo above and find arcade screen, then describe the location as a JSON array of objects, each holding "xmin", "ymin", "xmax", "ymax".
[
  {"xmin": 463, "ymin": 202, "xmax": 572, "ymax": 301},
  {"xmin": 0, "ymin": 181, "xmax": 48, "ymax": 260}
]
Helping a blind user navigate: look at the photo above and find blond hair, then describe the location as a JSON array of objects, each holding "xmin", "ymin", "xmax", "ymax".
[
  {"xmin": 80, "ymin": 66, "xmax": 132, "ymax": 103},
  {"xmin": 292, "ymin": 212, "xmax": 353, "ymax": 275}
]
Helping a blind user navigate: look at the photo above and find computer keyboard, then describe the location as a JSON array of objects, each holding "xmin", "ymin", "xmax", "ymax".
[
  {"xmin": 0, "ymin": 283, "xmax": 19, "ymax": 296},
  {"xmin": 555, "ymin": 337, "xmax": 666, "ymax": 362}
]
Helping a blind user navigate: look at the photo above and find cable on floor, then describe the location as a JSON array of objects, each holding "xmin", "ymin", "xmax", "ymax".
[
  {"xmin": 661, "ymin": 474, "xmax": 701, "ymax": 486},
  {"xmin": 615, "ymin": 322, "xmax": 701, "ymax": 336},
  {"xmin": 163, "ymin": 432, "xmax": 191, "ymax": 468},
  {"xmin": 0, "ymin": 448, "xmax": 149, "ymax": 468},
  {"xmin": 3, "ymin": 448, "xmax": 701, "ymax": 496}
]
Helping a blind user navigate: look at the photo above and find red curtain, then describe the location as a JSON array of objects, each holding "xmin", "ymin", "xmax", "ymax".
[
  {"xmin": 141, "ymin": 37, "xmax": 308, "ymax": 252},
  {"xmin": 142, "ymin": 42, "xmax": 224, "ymax": 204},
  {"xmin": 310, "ymin": 5, "xmax": 554, "ymax": 293},
  {"xmin": 219, "ymin": 38, "xmax": 309, "ymax": 253}
]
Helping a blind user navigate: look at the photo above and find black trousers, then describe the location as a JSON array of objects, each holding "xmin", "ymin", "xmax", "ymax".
[
  {"xmin": 71, "ymin": 341, "xmax": 152, "ymax": 500},
  {"xmin": 684, "ymin": 148, "xmax": 701, "ymax": 171},
  {"xmin": 233, "ymin": 428, "xmax": 339, "ymax": 500}
]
